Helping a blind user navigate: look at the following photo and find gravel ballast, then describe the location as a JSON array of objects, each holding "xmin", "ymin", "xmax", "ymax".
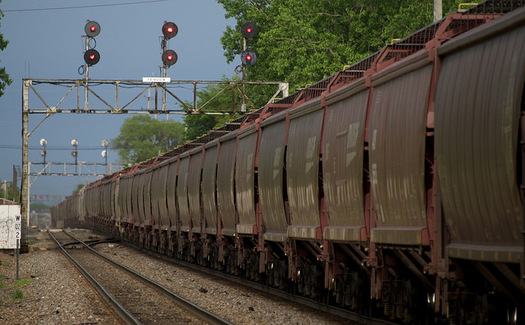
[
  {"xmin": 0, "ymin": 248, "xmax": 117, "ymax": 324},
  {"xmin": 0, "ymin": 229, "xmax": 351, "ymax": 325}
]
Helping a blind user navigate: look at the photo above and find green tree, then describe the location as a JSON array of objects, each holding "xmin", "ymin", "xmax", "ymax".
[
  {"xmin": 30, "ymin": 202, "xmax": 50, "ymax": 212},
  {"xmin": 110, "ymin": 115, "xmax": 185, "ymax": 165},
  {"xmin": 0, "ymin": 181, "xmax": 19, "ymax": 203},
  {"xmin": 0, "ymin": 5, "xmax": 12, "ymax": 97},
  {"xmin": 183, "ymin": 79, "xmax": 243, "ymax": 141},
  {"xmin": 72, "ymin": 183, "xmax": 85, "ymax": 194},
  {"xmin": 217, "ymin": 0, "xmax": 462, "ymax": 91}
]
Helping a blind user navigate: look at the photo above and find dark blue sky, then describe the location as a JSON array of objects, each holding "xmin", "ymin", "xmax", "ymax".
[{"xmin": 0, "ymin": 0, "xmax": 237, "ymax": 203}]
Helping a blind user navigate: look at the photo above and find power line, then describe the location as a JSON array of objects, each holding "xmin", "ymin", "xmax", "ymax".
[{"xmin": 3, "ymin": 0, "xmax": 170, "ymax": 13}]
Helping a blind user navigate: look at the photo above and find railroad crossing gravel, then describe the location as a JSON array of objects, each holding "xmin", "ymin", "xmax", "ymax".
[{"xmin": 0, "ymin": 229, "xmax": 350, "ymax": 324}]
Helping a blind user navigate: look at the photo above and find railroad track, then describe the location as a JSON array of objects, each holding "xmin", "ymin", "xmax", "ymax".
[
  {"xmin": 48, "ymin": 230, "xmax": 233, "ymax": 325},
  {"xmin": 125, "ymin": 242, "xmax": 399, "ymax": 325}
]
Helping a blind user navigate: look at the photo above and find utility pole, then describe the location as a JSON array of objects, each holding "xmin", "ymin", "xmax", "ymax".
[
  {"xmin": 22, "ymin": 79, "xmax": 30, "ymax": 228},
  {"xmin": 434, "ymin": 0, "xmax": 442, "ymax": 21}
]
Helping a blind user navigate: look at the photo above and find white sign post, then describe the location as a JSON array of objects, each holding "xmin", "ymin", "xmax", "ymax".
[
  {"xmin": 0, "ymin": 206, "xmax": 21, "ymax": 249},
  {"xmin": 0, "ymin": 205, "xmax": 22, "ymax": 279}
]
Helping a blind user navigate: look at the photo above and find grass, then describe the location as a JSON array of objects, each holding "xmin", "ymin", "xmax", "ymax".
[
  {"xmin": 0, "ymin": 275, "xmax": 6, "ymax": 289},
  {"xmin": 0, "ymin": 259, "xmax": 33, "ymax": 303},
  {"xmin": 16, "ymin": 279, "xmax": 32, "ymax": 287},
  {"xmin": 10, "ymin": 287, "xmax": 24, "ymax": 301},
  {"xmin": 9, "ymin": 279, "xmax": 33, "ymax": 302}
]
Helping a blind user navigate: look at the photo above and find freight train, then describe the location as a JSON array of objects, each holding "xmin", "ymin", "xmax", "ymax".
[{"xmin": 52, "ymin": 2, "xmax": 525, "ymax": 324}]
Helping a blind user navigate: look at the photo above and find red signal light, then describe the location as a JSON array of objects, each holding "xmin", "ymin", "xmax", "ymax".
[
  {"xmin": 85, "ymin": 21, "xmax": 101, "ymax": 37},
  {"xmin": 162, "ymin": 22, "xmax": 178, "ymax": 39},
  {"xmin": 241, "ymin": 22, "xmax": 258, "ymax": 39},
  {"xmin": 162, "ymin": 49, "xmax": 178, "ymax": 66},
  {"xmin": 84, "ymin": 49, "xmax": 100, "ymax": 65},
  {"xmin": 241, "ymin": 48, "xmax": 256, "ymax": 66}
]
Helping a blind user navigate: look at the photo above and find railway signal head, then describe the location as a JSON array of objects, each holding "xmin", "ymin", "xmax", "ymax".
[
  {"xmin": 241, "ymin": 48, "xmax": 256, "ymax": 67},
  {"xmin": 84, "ymin": 49, "xmax": 100, "ymax": 66},
  {"xmin": 162, "ymin": 21, "xmax": 178, "ymax": 39},
  {"xmin": 162, "ymin": 49, "xmax": 178, "ymax": 66},
  {"xmin": 83, "ymin": 20, "xmax": 101, "ymax": 67},
  {"xmin": 85, "ymin": 21, "xmax": 101, "ymax": 37},
  {"xmin": 241, "ymin": 22, "xmax": 258, "ymax": 39}
]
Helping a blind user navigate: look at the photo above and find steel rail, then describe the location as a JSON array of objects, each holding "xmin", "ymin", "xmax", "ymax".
[
  {"xmin": 130, "ymin": 243, "xmax": 399, "ymax": 325},
  {"xmin": 47, "ymin": 230, "xmax": 141, "ymax": 325},
  {"xmin": 61, "ymin": 230, "xmax": 233, "ymax": 325}
]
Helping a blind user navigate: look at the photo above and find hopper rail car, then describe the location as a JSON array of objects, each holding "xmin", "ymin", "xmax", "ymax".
[{"xmin": 52, "ymin": 2, "xmax": 525, "ymax": 324}]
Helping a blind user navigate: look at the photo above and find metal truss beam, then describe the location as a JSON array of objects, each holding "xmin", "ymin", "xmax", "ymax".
[
  {"xmin": 24, "ymin": 78, "xmax": 289, "ymax": 115},
  {"xmin": 29, "ymin": 161, "xmax": 122, "ymax": 178},
  {"xmin": 21, "ymin": 77, "xmax": 289, "ymax": 227}
]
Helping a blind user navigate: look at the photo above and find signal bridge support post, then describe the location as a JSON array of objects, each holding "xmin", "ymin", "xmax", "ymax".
[{"xmin": 22, "ymin": 80, "xmax": 30, "ymax": 228}]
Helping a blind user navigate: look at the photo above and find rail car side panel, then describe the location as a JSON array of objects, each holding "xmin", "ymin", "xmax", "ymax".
[
  {"xmin": 100, "ymin": 180, "xmax": 111, "ymax": 222},
  {"xmin": 236, "ymin": 126, "xmax": 258, "ymax": 235},
  {"xmin": 122, "ymin": 175, "xmax": 134, "ymax": 224},
  {"xmin": 435, "ymin": 19, "xmax": 525, "ymax": 262},
  {"xmin": 259, "ymin": 114, "xmax": 288, "ymax": 242},
  {"xmin": 77, "ymin": 188, "xmax": 86, "ymax": 224},
  {"xmin": 143, "ymin": 169, "xmax": 153, "ymax": 226},
  {"xmin": 165, "ymin": 158, "xmax": 179, "ymax": 231},
  {"xmin": 150, "ymin": 167, "xmax": 161, "ymax": 228},
  {"xmin": 106, "ymin": 180, "xmax": 115, "ymax": 221},
  {"xmin": 134, "ymin": 174, "xmax": 142, "ymax": 226},
  {"xmin": 202, "ymin": 142, "xmax": 218, "ymax": 235},
  {"xmin": 369, "ymin": 59, "xmax": 432, "ymax": 245},
  {"xmin": 323, "ymin": 81, "xmax": 369, "ymax": 242},
  {"xmin": 117, "ymin": 176, "xmax": 126, "ymax": 223},
  {"xmin": 287, "ymin": 99, "xmax": 324, "ymax": 240},
  {"xmin": 177, "ymin": 155, "xmax": 191, "ymax": 233},
  {"xmin": 110, "ymin": 179, "xmax": 116, "ymax": 222},
  {"xmin": 84, "ymin": 186, "xmax": 93, "ymax": 218},
  {"xmin": 217, "ymin": 133, "xmax": 238, "ymax": 236},
  {"xmin": 157, "ymin": 163, "xmax": 169, "ymax": 230},
  {"xmin": 188, "ymin": 148, "xmax": 204, "ymax": 234},
  {"xmin": 114, "ymin": 178, "xmax": 121, "ymax": 225}
]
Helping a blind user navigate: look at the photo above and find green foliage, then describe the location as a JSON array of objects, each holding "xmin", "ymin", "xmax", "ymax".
[
  {"xmin": 0, "ymin": 182, "xmax": 19, "ymax": 203},
  {"xmin": 185, "ymin": 114, "xmax": 219, "ymax": 141},
  {"xmin": 110, "ymin": 115, "xmax": 185, "ymax": 165},
  {"xmin": 0, "ymin": 273, "xmax": 6, "ymax": 289},
  {"xmin": 16, "ymin": 279, "xmax": 32, "ymax": 287},
  {"xmin": 72, "ymin": 183, "xmax": 85, "ymax": 194},
  {"xmin": 5, "ymin": 279, "xmax": 32, "ymax": 302},
  {"xmin": 10, "ymin": 288, "xmax": 24, "ymax": 301},
  {"xmin": 217, "ymin": 0, "xmax": 463, "ymax": 92},
  {"xmin": 30, "ymin": 202, "xmax": 50, "ymax": 211},
  {"xmin": 0, "ymin": 7, "xmax": 12, "ymax": 97},
  {"xmin": 183, "ymin": 79, "xmax": 243, "ymax": 141}
]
